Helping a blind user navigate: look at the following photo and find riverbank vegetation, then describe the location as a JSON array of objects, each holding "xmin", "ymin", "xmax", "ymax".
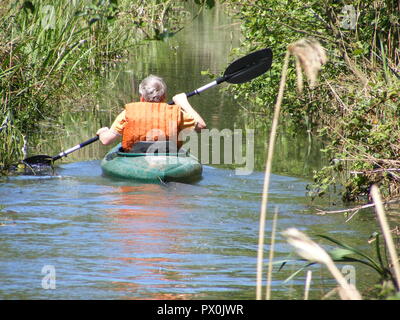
[
  {"xmin": 223, "ymin": 1, "xmax": 400, "ymax": 300},
  {"xmin": 251, "ymin": 37, "xmax": 399, "ymax": 300},
  {"xmin": 0, "ymin": 0, "xmax": 208, "ymax": 172},
  {"xmin": 225, "ymin": 0, "xmax": 399, "ymax": 202}
]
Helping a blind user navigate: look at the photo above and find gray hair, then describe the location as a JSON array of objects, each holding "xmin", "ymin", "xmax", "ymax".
[{"xmin": 138, "ymin": 75, "xmax": 167, "ymax": 102}]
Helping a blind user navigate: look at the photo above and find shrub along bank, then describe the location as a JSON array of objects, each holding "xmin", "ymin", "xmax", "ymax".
[{"xmin": 225, "ymin": 0, "xmax": 399, "ymax": 202}]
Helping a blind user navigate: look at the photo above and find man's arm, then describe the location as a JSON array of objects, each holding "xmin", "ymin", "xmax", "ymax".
[
  {"xmin": 96, "ymin": 110, "xmax": 125, "ymax": 145},
  {"xmin": 96, "ymin": 127, "xmax": 120, "ymax": 145},
  {"xmin": 173, "ymin": 93, "xmax": 206, "ymax": 131}
]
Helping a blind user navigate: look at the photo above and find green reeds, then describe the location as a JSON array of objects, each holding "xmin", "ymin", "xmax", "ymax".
[
  {"xmin": 0, "ymin": 113, "xmax": 25, "ymax": 173},
  {"xmin": 0, "ymin": 0, "xmax": 186, "ymax": 169}
]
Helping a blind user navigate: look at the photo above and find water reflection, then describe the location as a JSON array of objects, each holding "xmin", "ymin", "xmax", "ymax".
[{"xmin": 106, "ymin": 184, "xmax": 198, "ymax": 299}]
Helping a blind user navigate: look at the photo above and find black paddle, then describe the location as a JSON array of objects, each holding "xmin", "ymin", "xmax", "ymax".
[
  {"xmin": 23, "ymin": 136, "xmax": 100, "ymax": 165},
  {"xmin": 168, "ymin": 47, "xmax": 273, "ymax": 104},
  {"xmin": 23, "ymin": 47, "xmax": 273, "ymax": 166}
]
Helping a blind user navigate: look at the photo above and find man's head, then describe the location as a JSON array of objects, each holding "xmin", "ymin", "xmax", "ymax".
[{"xmin": 139, "ymin": 75, "xmax": 167, "ymax": 102}]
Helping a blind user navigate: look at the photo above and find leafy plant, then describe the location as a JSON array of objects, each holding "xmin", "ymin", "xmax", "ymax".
[
  {"xmin": 318, "ymin": 233, "xmax": 395, "ymax": 284},
  {"xmin": 280, "ymin": 231, "xmax": 399, "ymax": 297},
  {"xmin": 225, "ymin": 0, "xmax": 400, "ymax": 201}
]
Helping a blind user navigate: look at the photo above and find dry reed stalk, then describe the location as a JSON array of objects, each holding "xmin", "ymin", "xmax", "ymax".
[
  {"xmin": 282, "ymin": 228, "xmax": 362, "ymax": 300},
  {"xmin": 256, "ymin": 38, "xmax": 327, "ymax": 300},
  {"xmin": 256, "ymin": 39, "xmax": 327, "ymax": 300},
  {"xmin": 321, "ymin": 287, "xmax": 340, "ymax": 300},
  {"xmin": 256, "ymin": 50, "xmax": 290, "ymax": 300},
  {"xmin": 265, "ymin": 208, "xmax": 279, "ymax": 300},
  {"xmin": 370, "ymin": 185, "xmax": 400, "ymax": 290},
  {"xmin": 304, "ymin": 270, "xmax": 312, "ymax": 300}
]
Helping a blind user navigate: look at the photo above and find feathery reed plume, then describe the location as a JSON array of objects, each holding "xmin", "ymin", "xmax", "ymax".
[
  {"xmin": 283, "ymin": 228, "xmax": 331, "ymax": 264},
  {"xmin": 282, "ymin": 228, "xmax": 362, "ymax": 300},
  {"xmin": 370, "ymin": 185, "xmax": 400, "ymax": 290},
  {"xmin": 288, "ymin": 38, "xmax": 328, "ymax": 92}
]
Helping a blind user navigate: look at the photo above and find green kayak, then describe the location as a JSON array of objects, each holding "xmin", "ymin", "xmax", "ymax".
[{"xmin": 101, "ymin": 143, "xmax": 202, "ymax": 182}]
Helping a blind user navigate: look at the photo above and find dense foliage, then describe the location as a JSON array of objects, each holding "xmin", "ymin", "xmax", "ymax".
[{"xmin": 225, "ymin": 0, "xmax": 400, "ymax": 201}]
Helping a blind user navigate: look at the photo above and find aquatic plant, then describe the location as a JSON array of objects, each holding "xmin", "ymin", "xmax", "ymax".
[
  {"xmin": 282, "ymin": 227, "xmax": 362, "ymax": 300},
  {"xmin": 280, "ymin": 185, "xmax": 400, "ymax": 299}
]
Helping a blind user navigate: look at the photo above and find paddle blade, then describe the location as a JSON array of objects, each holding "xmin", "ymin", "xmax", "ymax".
[
  {"xmin": 224, "ymin": 48, "xmax": 273, "ymax": 84},
  {"xmin": 23, "ymin": 155, "xmax": 53, "ymax": 165}
]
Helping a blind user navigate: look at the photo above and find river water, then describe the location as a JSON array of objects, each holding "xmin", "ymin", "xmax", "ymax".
[{"xmin": 0, "ymin": 5, "xmax": 381, "ymax": 299}]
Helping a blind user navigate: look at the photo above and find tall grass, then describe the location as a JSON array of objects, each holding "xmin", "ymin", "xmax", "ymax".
[
  {"xmin": 283, "ymin": 227, "xmax": 362, "ymax": 300},
  {"xmin": 256, "ymin": 49, "xmax": 290, "ymax": 300},
  {"xmin": 0, "ymin": 0, "xmax": 187, "ymax": 170}
]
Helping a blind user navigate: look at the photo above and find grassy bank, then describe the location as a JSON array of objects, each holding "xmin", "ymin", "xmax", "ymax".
[
  {"xmin": 0, "ymin": 0, "xmax": 194, "ymax": 172},
  {"xmin": 225, "ymin": 0, "xmax": 399, "ymax": 202}
]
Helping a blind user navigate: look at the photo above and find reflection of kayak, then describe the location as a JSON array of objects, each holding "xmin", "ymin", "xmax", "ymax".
[{"xmin": 101, "ymin": 143, "xmax": 202, "ymax": 182}]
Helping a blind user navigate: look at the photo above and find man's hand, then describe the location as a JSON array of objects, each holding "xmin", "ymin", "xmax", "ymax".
[
  {"xmin": 172, "ymin": 93, "xmax": 189, "ymax": 110},
  {"xmin": 172, "ymin": 93, "xmax": 207, "ymax": 131},
  {"xmin": 96, "ymin": 127, "xmax": 119, "ymax": 145},
  {"xmin": 96, "ymin": 127, "xmax": 109, "ymax": 136}
]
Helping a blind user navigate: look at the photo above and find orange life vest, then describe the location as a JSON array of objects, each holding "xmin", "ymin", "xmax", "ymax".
[{"xmin": 121, "ymin": 102, "xmax": 184, "ymax": 151}]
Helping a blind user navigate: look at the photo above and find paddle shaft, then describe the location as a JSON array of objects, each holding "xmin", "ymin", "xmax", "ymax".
[
  {"xmin": 52, "ymin": 136, "xmax": 99, "ymax": 161},
  {"xmin": 186, "ymin": 76, "xmax": 226, "ymax": 97},
  {"xmin": 168, "ymin": 47, "xmax": 272, "ymax": 104},
  {"xmin": 167, "ymin": 77, "xmax": 224, "ymax": 105}
]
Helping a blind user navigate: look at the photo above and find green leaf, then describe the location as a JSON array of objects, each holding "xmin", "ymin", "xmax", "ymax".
[
  {"xmin": 283, "ymin": 262, "xmax": 315, "ymax": 283},
  {"xmin": 317, "ymin": 234, "xmax": 384, "ymax": 273},
  {"xmin": 329, "ymin": 248, "xmax": 355, "ymax": 260}
]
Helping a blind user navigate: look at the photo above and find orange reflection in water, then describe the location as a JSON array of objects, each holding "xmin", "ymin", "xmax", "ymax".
[{"xmin": 106, "ymin": 184, "xmax": 197, "ymax": 299}]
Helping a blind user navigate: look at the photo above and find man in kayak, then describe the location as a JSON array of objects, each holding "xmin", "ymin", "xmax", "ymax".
[{"xmin": 96, "ymin": 75, "xmax": 206, "ymax": 152}]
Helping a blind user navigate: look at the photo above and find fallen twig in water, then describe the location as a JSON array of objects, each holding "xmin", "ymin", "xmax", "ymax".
[{"xmin": 314, "ymin": 197, "xmax": 400, "ymax": 220}]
